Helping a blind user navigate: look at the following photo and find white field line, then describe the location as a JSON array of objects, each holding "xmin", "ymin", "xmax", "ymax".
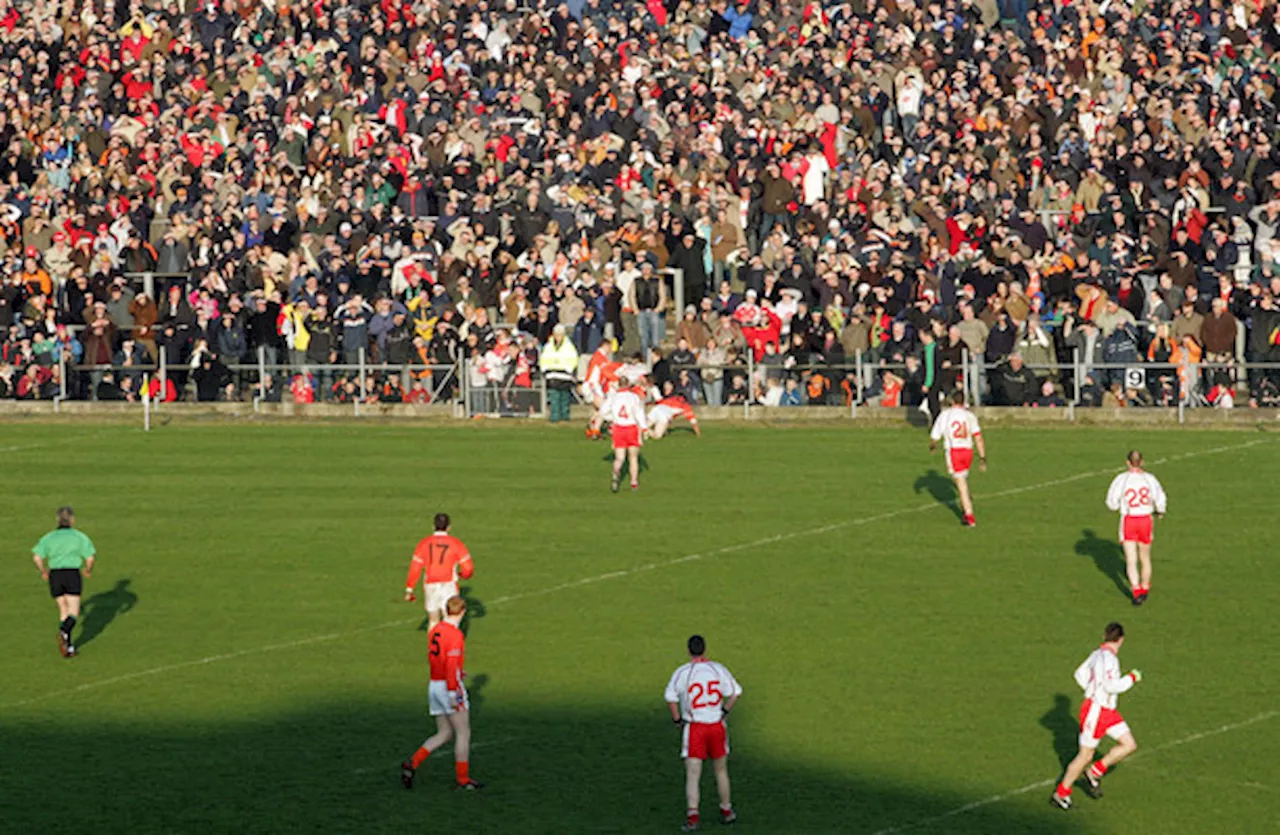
[
  {"xmin": 2, "ymin": 437, "xmax": 1268, "ymax": 711},
  {"xmin": 0, "ymin": 429, "xmax": 117, "ymax": 453},
  {"xmin": 871, "ymin": 710, "xmax": 1279, "ymax": 835}
]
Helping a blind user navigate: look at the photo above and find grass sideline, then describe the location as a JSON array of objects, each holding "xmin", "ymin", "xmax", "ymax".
[{"xmin": 1, "ymin": 424, "xmax": 1276, "ymax": 834}]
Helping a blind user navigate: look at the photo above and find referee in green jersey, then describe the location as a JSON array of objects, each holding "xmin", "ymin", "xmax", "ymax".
[{"xmin": 32, "ymin": 506, "xmax": 96, "ymax": 658}]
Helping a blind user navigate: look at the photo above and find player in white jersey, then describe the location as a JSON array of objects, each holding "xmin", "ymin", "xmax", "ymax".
[
  {"xmin": 928, "ymin": 391, "xmax": 987, "ymax": 527},
  {"xmin": 603, "ymin": 377, "xmax": 647, "ymax": 492},
  {"xmin": 1104, "ymin": 450, "xmax": 1168, "ymax": 605},
  {"xmin": 664, "ymin": 635, "xmax": 742, "ymax": 832},
  {"xmin": 1052, "ymin": 622, "xmax": 1142, "ymax": 810}
]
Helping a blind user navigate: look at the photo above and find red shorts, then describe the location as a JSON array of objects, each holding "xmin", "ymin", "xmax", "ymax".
[
  {"xmin": 612, "ymin": 424, "xmax": 641, "ymax": 449},
  {"xmin": 1078, "ymin": 699, "xmax": 1129, "ymax": 746},
  {"xmin": 1120, "ymin": 515, "xmax": 1153, "ymax": 544},
  {"xmin": 947, "ymin": 448, "xmax": 974, "ymax": 477},
  {"xmin": 682, "ymin": 721, "xmax": 728, "ymax": 760}
]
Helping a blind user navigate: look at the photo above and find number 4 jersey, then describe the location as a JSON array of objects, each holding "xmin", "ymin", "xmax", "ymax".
[{"xmin": 664, "ymin": 659, "xmax": 743, "ymax": 724}]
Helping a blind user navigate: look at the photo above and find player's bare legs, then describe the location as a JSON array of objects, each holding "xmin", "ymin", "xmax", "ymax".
[
  {"xmin": 712, "ymin": 756, "xmax": 734, "ymax": 821},
  {"xmin": 1056, "ymin": 743, "xmax": 1098, "ymax": 807},
  {"xmin": 611, "ymin": 448, "xmax": 626, "ymax": 492},
  {"xmin": 1122, "ymin": 540, "xmax": 1141, "ymax": 599},
  {"xmin": 57, "ymin": 593, "xmax": 81, "ymax": 621},
  {"xmin": 421, "ymin": 714, "xmax": 455, "ymax": 756},
  {"xmin": 447, "ymin": 710, "xmax": 471, "ymax": 772},
  {"xmin": 1097, "ymin": 731, "xmax": 1137, "ymax": 770},
  {"xmin": 627, "ymin": 447, "xmax": 640, "ymax": 489},
  {"xmin": 427, "ymin": 607, "xmax": 442, "ymax": 629},
  {"xmin": 684, "ymin": 758, "xmax": 703, "ymax": 828},
  {"xmin": 1137, "ymin": 544, "xmax": 1153, "ymax": 596},
  {"xmin": 954, "ymin": 475, "xmax": 974, "ymax": 521}
]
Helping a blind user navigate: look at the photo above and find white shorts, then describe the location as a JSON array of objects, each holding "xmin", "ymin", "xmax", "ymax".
[
  {"xmin": 424, "ymin": 581, "xmax": 458, "ymax": 614},
  {"xmin": 428, "ymin": 680, "xmax": 469, "ymax": 716}
]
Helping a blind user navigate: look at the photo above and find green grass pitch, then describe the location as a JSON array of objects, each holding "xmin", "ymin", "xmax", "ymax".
[{"xmin": 1, "ymin": 422, "xmax": 1277, "ymax": 834}]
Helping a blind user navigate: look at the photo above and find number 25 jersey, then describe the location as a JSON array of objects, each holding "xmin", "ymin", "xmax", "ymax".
[{"xmin": 664, "ymin": 659, "xmax": 743, "ymax": 724}]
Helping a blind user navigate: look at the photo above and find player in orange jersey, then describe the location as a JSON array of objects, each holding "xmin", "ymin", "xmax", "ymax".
[
  {"xmin": 401, "ymin": 596, "xmax": 483, "ymax": 791},
  {"xmin": 404, "ymin": 513, "xmax": 475, "ymax": 629},
  {"xmin": 584, "ymin": 341, "xmax": 615, "ymax": 407},
  {"xmin": 647, "ymin": 389, "xmax": 700, "ymax": 439},
  {"xmin": 586, "ymin": 355, "xmax": 625, "ymax": 439}
]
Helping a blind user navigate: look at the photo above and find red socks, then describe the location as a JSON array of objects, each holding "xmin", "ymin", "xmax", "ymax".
[
  {"xmin": 686, "ymin": 811, "xmax": 700, "ymax": 827},
  {"xmin": 1089, "ymin": 761, "xmax": 1108, "ymax": 779},
  {"xmin": 455, "ymin": 761, "xmax": 469, "ymax": 784},
  {"xmin": 1055, "ymin": 783, "xmax": 1072, "ymax": 798},
  {"xmin": 411, "ymin": 747, "xmax": 430, "ymax": 769}
]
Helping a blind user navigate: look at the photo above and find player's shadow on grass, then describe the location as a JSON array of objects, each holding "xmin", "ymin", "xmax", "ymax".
[
  {"xmin": 77, "ymin": 578, "xmax": 137, "ymax": 646},
  {"xmin": 1041, "ymin": 693, "xmax": 1078, "ymax": 769},
  {"xmin": 1075, "ymin": 528, "xmax": 1130, "ymax": 598},
  {"xmin": 416, "ymin": 589, "xmax": 486, "ymax": 633},
  {"xmin": 0, "ymin": 698, "xmax": 1079, "ymax": 834},
  {"xmin": 466, "ymin": 673, "xmax": 489, "ymax": 716},
  {"xmin": 598, "ymin": 451, "xmax": 650, "ymax": 473},
  {"xmin": 913, "ymin": 469, "xmax": 964, "ymax": 521}
]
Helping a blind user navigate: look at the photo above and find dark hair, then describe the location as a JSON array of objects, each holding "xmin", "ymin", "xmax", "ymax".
[
  {"xmin": 1127, "ymin": 450, "xmax": 1142, "ymax": 467},
  {"xmin": 1104, "ymin": 622, "xmax": 1125, "ymax": 643},
  {"xmin": 434, "ymin": 513, "xmax": 450, "ymax": 531},
  {"xmin": 687, "ymin": 634, "xmax": 706, "ymax": 656},
  {"xmin": 951, "ymin": 390, "xmax": 965, "ymax": 405},
  {"xmin": 56, "ymin": 506, "xmax": 74, "ymax": 528}
]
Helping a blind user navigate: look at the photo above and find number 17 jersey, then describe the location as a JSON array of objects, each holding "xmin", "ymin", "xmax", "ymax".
[
  {"xmin": 664, "ymin": 659, "xmax": 743, "ymax": 724},
  {"xmin": 411, "ymin": 533, "xmax": 472, "ymax": 584}
]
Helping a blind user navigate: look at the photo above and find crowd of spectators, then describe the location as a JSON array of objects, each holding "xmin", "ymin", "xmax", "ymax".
[{"xmin": 4, "ymin": 0, "xmax": 1280, "ymax": 410}]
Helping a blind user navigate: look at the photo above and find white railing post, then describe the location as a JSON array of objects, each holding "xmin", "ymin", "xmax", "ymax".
[
  {"xmin": 462, "ymin": 357, "xmax": 471, "ymax": 417},
  {"xmin": 855, "ymin": 349, "xmax": 864, "ymax": 405},
  {"xmin": 961, "ymin": 348, "xmax": 970, "ymax": 407},
  {"xmin": 357, "ymin": 348, "xmax": 366, "ymax": 416},
  {"xmin": 157, "ymin": 349, "xmax": 166, "ymax": 411},
  {"xmin": 745, "ymin": 350, "xmax": 753, "ymax": 420},
  {"xmin": 54, "ymin": 348, "xmax": 67, "ymax": 412}
]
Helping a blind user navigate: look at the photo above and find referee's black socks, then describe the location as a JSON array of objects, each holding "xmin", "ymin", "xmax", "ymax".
[{"xmin": 60, "ymin": 616, "xmax": 75, "ymax": 639}]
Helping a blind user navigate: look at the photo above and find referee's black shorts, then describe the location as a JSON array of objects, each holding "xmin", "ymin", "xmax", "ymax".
[{"xmin": 48, "ymin": 569, "xmax": 83, "ymax": 598}]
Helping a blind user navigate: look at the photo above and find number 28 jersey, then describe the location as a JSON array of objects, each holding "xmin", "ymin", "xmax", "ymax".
[
  {"xmin": 664, "ymin": 659, "xmax": 743, "ymax": 724},
  {"xmin": 1105, "ymin": 470, "xmax": 1167, "ymax": 518}
]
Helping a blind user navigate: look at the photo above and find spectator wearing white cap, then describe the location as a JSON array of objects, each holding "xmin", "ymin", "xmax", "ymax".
[{"xmin": 539, "ymin": 323, "xmax": 579, "ymax": 423}]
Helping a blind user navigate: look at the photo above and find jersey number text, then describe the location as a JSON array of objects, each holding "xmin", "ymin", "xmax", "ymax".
[{"xmin": 689, "ymin": 680, "xmax": 723, "ymax": 709}]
